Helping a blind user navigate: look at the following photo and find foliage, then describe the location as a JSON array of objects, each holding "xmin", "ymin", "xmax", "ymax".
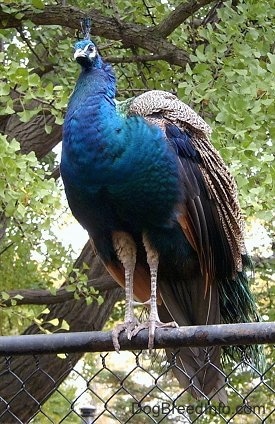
[{"xmin": 0, "ymin": 134, "xmax": 70, "ymax": 332}]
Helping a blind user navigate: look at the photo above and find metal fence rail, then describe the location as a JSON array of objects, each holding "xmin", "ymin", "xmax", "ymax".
[{"xmin": 0, "ymin": 323, "xmax": 274, "ymax": 423}]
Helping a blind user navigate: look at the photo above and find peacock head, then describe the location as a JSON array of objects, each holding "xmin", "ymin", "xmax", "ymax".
[{"xmin": 73, "ymin": 40, "xmax": 102, "ymax": 69}]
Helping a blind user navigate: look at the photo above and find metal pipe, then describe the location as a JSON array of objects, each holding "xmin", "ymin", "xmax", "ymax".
[{"xmin": 0, "ymin": 322, "xmax": 274, "ymax": 355}]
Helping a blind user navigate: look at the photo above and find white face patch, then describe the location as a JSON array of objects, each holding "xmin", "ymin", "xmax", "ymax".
[
  {"xmin": 74, "ymin": 48, "xmax": 86, "ymax": 59},
  {"xmin": 83, "ymin": 43, "xmax": 97, "ymax": 59}
]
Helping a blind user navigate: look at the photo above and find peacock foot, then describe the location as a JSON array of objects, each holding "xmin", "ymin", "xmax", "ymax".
[
  {"xmin": 132, "ymin": 319, "xmax": 178, "ymax": 352},
  {"xmin": 112, "ymin": 318, "xmax": 140, "ymax": 352}
]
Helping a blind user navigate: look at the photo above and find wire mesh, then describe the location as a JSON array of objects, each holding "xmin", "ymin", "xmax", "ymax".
[{"xmin": 0, "ymin": 338, "xmax": 274, "ymax": 423}]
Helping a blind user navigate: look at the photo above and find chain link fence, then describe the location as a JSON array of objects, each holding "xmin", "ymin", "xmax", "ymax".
[{"xmin": 0, "ymin": 324, "xmax": 274, "ymax": 423}]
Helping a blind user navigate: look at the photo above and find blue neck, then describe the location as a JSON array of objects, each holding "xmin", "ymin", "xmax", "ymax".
[
  {"xmin": 64, "ymin": 58, "xmax": 120, "ymax": 144},
  {"xmin": 67, "ymin": 60, "xmax": 116, "ymax": 114},
  {"xmin": 62, "ymin": 58, "xmax": 125, "ymax": 186}
]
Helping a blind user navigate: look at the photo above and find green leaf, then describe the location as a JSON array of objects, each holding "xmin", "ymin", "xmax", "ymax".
[
  {"xmin": 48, "ymin": 318, "xmax": 59, "ymax": 327},
  {"xmin": 18, "ymin": 109, "xmax": 39, "ymax": 123},
  {"xmin": 195, "ymin": 45, "xmax": 205, "ymax": 62},
  {"xmin": 32, "ymin": 0, "xmax": 44, "ymax": 9},
  {"xmin": 15, "ymin": 12, "xmax": 25, "ymax": 19},
  {"xmin": 13, "ymin": 294, "xmax": 24, "ymax": 300},
  {"xmin": 1, "ymin": 292, "xmax": 10, "ymax": 301},
  {"xmin": 57, "ymin": 353, "xmax": 67, "ymax": 359},
  {"xmin": 267, "ymin": 53, "xmax": 275, "ymax": 73},
  {"xmin": 60, "ymin": 320, "xmax": 70, "ymax": 331},
  {"xmin": 0, "ymin": 85, "xmax": 10, "ymax": 96},
  {"xmin": 45, "ymin": 124, "xmax": 52, "ymax": 134},
  {"xmin": 28, "ymin": 73, "xmax": 41, "ymax": 86}
]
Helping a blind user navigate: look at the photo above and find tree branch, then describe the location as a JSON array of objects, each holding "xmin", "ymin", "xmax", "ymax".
[
  {"xmin": 1, "ymin": 275, "xmax": 117, "ymax": 307},
  {"xmin": 0, "ymin": 96, "xmax": 62, "ymax": 159},
  {"xmin": 106, "ymin": 53, "xmax": 176, "ymax": 64},
  {"xmin": 200, "ymin": 0, "xmax": 225, "ymax": 26},
  {"xmin": 1, "ymin": 253, "xmax": 273, "ymax": 307},
  {"xmin": 153, "ymin": 0, "xmax": 215, "ymax": 38},
  {"xmin": 0, "ymin": 4, "xmax": 190, "ymax": 67},
  {"xmin": 18, "ymin": 26, "xmax": 42, "ymax": 62}
]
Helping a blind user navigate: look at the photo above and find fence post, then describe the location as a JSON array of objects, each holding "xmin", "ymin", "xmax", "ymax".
[{"xmin": 80, "ymin": 406, "xmax": 97, "ymax": 424}]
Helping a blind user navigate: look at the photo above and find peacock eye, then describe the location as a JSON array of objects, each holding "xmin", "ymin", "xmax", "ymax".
[{"xmin": 88, "ymin": 45, "xmax": 94, "ymax": 52}]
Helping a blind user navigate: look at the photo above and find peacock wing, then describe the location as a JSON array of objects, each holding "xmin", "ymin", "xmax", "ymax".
[{"xmin": 126, "ymin": 89, "xmax": 247, "ymax": 291}]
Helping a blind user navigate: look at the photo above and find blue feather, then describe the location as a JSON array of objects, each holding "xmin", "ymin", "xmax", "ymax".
[{"xmin": 166, "ymin": 124, "xmax": 201, "ymax": 161}]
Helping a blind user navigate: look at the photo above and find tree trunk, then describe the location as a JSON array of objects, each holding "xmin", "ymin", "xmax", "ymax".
[{"xmin": 0, "ymin": 243, "xmax": 123, "ymax": 423}]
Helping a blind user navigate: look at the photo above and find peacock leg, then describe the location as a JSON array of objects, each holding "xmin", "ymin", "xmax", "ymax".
[
  {"xmin": 132, "ymin": 234, "xmax": 177, "ymax": 351},
  {"xmin": 112, "ymin": 231, "xmax": 139, "ymax": 351}
]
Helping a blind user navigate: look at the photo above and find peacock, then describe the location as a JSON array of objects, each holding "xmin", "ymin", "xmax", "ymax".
[{"xmin": 60, "ymin": 27, "xmax": 261, "ymax": 402}]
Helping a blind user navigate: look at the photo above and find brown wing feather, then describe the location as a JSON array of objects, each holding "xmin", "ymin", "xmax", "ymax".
[
  {"xmin": 177, "ymin": 211, "xmax": 212, "ymax": 296},
  {"xmin": 175, "ymin": 155, "xmax": 217, "ymax": 295}
]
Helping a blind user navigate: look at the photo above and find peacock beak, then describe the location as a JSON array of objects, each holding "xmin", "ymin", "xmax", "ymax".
[{"xmin": 74, "ymin": 49, "xmax": 86, "ymax": 59}]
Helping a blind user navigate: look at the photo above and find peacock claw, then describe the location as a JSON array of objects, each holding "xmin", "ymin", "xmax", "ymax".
[
  {"xmin": 112, "ymin": 319, "xmax": 139, "ymax": 352},
  {"xmin": 132, "ymin": 320, "xmax": 178, "ymax": 352}
]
